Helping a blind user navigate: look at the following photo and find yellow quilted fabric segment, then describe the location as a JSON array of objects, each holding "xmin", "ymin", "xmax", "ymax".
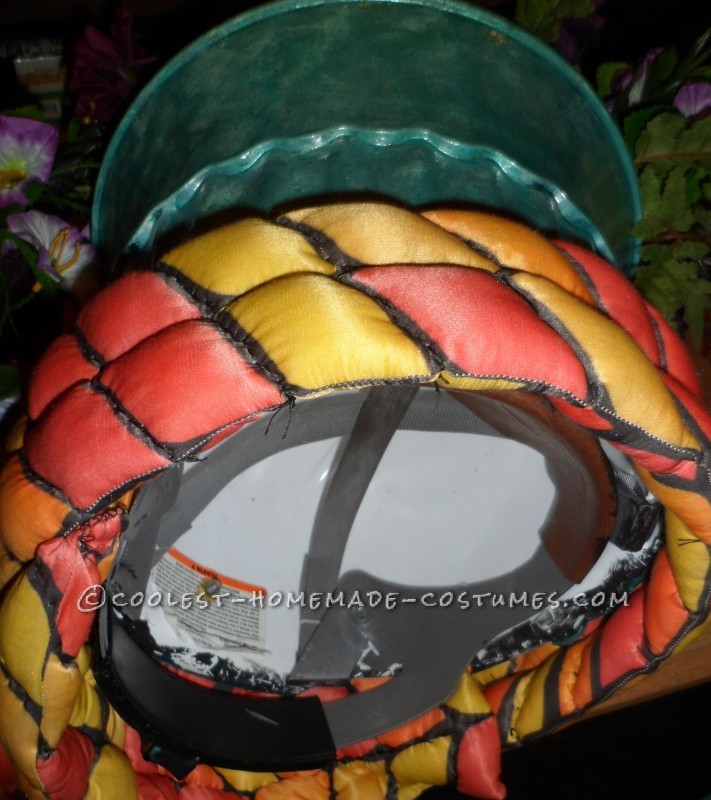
[
  {"xmin": 227, "ymin": 273, "xmax": 431, "ymax": 390},
  {"xmin": 287, "ymin": 202, "xmax": 499, "ymax": 272},
  {"xmin": 163, "ymin": 217, "xmax": 337, "ymax": 296}
]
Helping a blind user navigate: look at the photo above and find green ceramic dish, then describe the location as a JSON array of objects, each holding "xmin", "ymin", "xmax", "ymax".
[{"xmin": 92, "ymin": 0, "xmax": 641, "ymax": 270}]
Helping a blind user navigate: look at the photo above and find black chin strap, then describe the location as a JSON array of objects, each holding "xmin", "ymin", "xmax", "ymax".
[{"xmin": 298, "ymin": 385, "xmax": 419, "ymax": 654}]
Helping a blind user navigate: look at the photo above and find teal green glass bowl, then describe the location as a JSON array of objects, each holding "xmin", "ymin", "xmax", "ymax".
[{"xmin": 92, "ymin": 0, "xmax": 640, "ymax": 270}]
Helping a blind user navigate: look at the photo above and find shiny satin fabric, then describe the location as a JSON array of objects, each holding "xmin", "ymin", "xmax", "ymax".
[{"xmin": 0, "ymin": 202, "xmax": 709, "ymax": 800}]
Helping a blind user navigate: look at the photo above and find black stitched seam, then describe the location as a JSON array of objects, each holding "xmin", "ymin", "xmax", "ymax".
[
  {"xmin": 293, "ymin": 374, "xmax": 436, "ymax": 398},
  {"xmin": 78, "ymin": 465, "xmax": 170, "ymax": 516},
  {"xmin": 665, "ymin": 385, "xmax": 710, "ymax": 454},
  {"xmin": 58, "ymin": 508, "xmax": 86, "ymax": 536},
  {"xmin": 648, "ymin": 469, "xmax": 706, "ymax": 493},
  {"xmin": 588, "ymin": 634, "xmax": 603, "ymax": 701},
  {"xmin": 37, "ymin": 730, "xmax": 52, "ymax": 763},
  {"xmin": 498, "ymin": 672, "xmax": 523, "ymax": 744},
  {"xmin": 648, "ymin": 312, "xmax": 669, "ymax": 372},
  {"xmin": 595, "ymin": 410, "xmax": 703, "ymax": 461},
  {"xmin": 27, "ymin": 561, "xmax": 67, "ymax": 664},
  {"xmin": 274, "ymin": 215, "xmax": 363, "ymax": 270},
  {"xmin": 1, "ymin": 547, "xmax": 26, "ymax": 567},
  {"xmin": 448, "ymin": 229, "xmax": 509, "ymax": 271},
  {"xmin": 210, "ymin": 311, "xmax": 299, "ymax": 393},
  {"xmin": 553, "ymin": 242, "xmax": 605, "ymax": 310},
  {"xmin": 541, "ymin": 649, "xmax": 567, "ymax": 732},
  {"xmin": 499, "ymin": 271, "xmax": 602, "ymax": 408},
  {"xmin": 340, "ymin": 270, "xmax": 586, "ymax": 402},
  {"xmin": 554, "ymin": 243, "xmax": 675, "ymax": 383},
  {"xmin": 71, "ymin": 724, "xmax": 110, "ymax": 747},
  {"xmin": 85, "ymin": 738, "xmax": 105, "ymax": 781},
  {"xmin": 152, "ymin": 267, "xmax": 225, "ymax": 316},
  {"xmin": 96, "ymin": 686, "xmax": 110, "ymax": 739},
  {"xmin": 437, "ymin": 370, "xmax": 585, "ymax": 402},
  {"xmin": 444, "ymin": 728, "xmax": 459, "ymax": 787},
  {"xmin": 152, "ymin": 261, "xmax": 238, "ymax": 310},
  {"xmin": 72, "ymin": 324, "xmax": 105, "ymax": 369},
  {"xmin": 0, "ymin": 659, "xmax": 43, "ymax": 725},
  {"xmin": 337, "ymin": 271, "xmax": 446, "ymax": 373},
  {"xmin": 77, "ymin": 402, "xmax": 284, "ymax": 513},
  {"xmin": 164, "ymin": 404, "xmax": 286, "ymax": 462},
  {"xmin": 89, "ymin": 381, "xmax": 177, "ymax": 462},
  {"xmin": 384, "ymin": 770, "xmax": 399, "ymax": 800},
  {"xmin": 440, "ymin": 704, "xmax": 492, "ymax": 725},
  {"xmin": 327, "ymin": 764, "xmax": 337, "ymax": 800},
  {"xmin": 500, "ymin": 275, "xmax": 701, "ymax": 458},
  {"xmin": 18, "ymin": 452, "xmax": 78, "ymax": 513}
]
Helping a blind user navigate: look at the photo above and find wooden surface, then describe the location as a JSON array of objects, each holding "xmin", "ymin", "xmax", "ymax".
[{"xmin": 584, "ymin": 623, "xmax": 711, "ymax": 718}]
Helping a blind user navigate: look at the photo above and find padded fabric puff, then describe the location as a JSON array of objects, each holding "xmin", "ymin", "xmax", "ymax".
[
  {"xmin": 29, "ymin": 335, "xmax": 98, "ymax": 421},
  {"xmin": 76, "ymin": 271, "xmax": 201, "ymax": 363},
  {"xmin": 349, "ymin": 265, "xmax": 589, "ymax": 400},
  {"xmin": 25, "ymin": 384, "xmax": 171, "ymax": 510},
  {"xmin": 1, "ymin": 202, "xmax": 711, "ymax": 800},
  {"xmin": 646, "ymin": 304, "xmax": 703, "ymax": 399},
  {"xmin": 226, "ymin": 273, "xmax": 431, "ymax": 390},
  {"xmin": 98, "ymin": 320, "xmax": 284, "ymax": 447},
  {"xmin": 0, "ymin": 455, "xmax": 72, "ymax": 562},
  {"xmin": 420, "ymin": 209, "xmax": 593, "ymax": 303},
  {"xmin": 597, "ymin": 588, "xmax": 647, "ymax": 688},
  {"xmin": 554, "ymin": 242, "xmax": 664, "ymax": 371}
]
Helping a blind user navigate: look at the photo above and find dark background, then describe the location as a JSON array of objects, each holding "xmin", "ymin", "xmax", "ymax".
[
  {"xmin": 2, "ymin": 0, "xmax": 710, "ymax": 101},
  {"xmin": 2, "ymin": 0, "xmax": 711, "ymax": 798}
]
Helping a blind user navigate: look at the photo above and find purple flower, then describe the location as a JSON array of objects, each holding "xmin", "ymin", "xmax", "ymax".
[
  {"xmin": 673, "ymin": 82, "xmax": 711, "ymax": 118},
  {"xmin": 6, "ymin": 210, "xmax": 96, "ymax": 289},
  {"xmin": 0, "ymin": 115, "xmax": 58, "ymax": 208},
  {"xmin": 70, "ymin": 10, "xmax": 155, "ymax": 126}
]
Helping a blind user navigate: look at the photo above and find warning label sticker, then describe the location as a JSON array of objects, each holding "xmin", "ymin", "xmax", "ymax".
[{"xmin": 150, "ymin": 548, "xmax": 267, "ymax": 653}]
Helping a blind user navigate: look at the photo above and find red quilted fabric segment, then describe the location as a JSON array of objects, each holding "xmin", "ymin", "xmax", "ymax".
[
  {"xmin": 37, "ymin": 517, "xmax": 121, "ymax": 656},
  {"xmin": 349, "ymin": 266, "xmax": 589, "ymax": 400},
  {"xmin": 548, "ymin": 398, "xmax": 615, "ymax": 431},
  {"xmin": 99, "ymin": 320, "xmax": 284, "ymax": 446},
  {"xmin": 645, "ymin": 304, "xmax": 703, "ymax": 399},
  {"xmin": 76, "ymin": 272, "xmax": 201, "ymax": 363},
  {"xmin": 29, "ymin": 335, "xmax": 98, "ymax": 420},
  {"xmin": 597, "ymin": 587, "xmax": 647, "ymax": 689},
  {"xmin": 614, "ymin": 443, "xmax": 698, "ymax": 482},
  {"xmin": 554, "ymin": 242, "xmax": 662, "ymax": 369},
  {"xmin": 36, "ymin": 726, "xmax": 95, "ymax": 800},
  {"xmin": 24, "ymin": 383, "xmax": 171, "ymax": 510},
  {"xmin": 644, "ymin": 551, "xmax": 691, "ymax": 655},
  {"xmin": 456, "ymin": 717, "xmax": 505, "ymax": 800}
]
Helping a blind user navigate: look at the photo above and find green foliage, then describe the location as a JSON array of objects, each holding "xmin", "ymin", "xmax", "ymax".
[
  {"xmin": 19, "ymin": 180, "xmax": 46, "ymax": 206},
  {"xmin": 516, "ymin": 8, "xmax": 711, "ymax": 348},
  {"xmin": 0, "ymin": 365, "xmax": 20, "ymax": 399},
  {"xmin": 593, "ymin": 24, "xmax": 711, "ymax": 348},
  {"xmin": 634, "ymin": 164, "xmax": 696, "ymax": 237},
  {"xmin": 515, "ymin": 0, "xmax": 594, "ymax": 44},
  {"xmin": 636, "ymin": 113, "xmax": 711, "ymax": 174},
  {"xmin": 596, "ymin": 62, "xmax": 629, "ymax": 98},
  {"xmin": 2, "ymin": 105, "xmax": 45, "ymax": 122},
  {"xmin": 623, "ymin": 107, "xmax": 665, "ymax": 151},
  {"xmin": 631, "ymin": 110, "xmax": 711, "ymax": 345},
  {"xmin": 636, "ymin": 257, "xmax": 711, "ymax": 345},
  {"xmin": 645, "ymin": 48, "xmax": 679, "ymax": 96}
]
